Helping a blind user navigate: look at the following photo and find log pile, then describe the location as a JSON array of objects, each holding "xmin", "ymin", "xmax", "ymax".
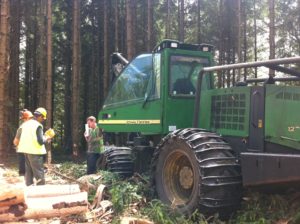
[{"xmin": 0, "ymin": 184, "xmax": 88, "ymax": 222}]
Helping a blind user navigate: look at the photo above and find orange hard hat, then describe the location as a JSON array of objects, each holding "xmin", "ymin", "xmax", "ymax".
[
  {"xmin": 22, "ymin": 110, "xmax": 33, "ymax": 120},
  {"xmin": 19, "ymin": 109, "xmax": 33, "ymax": 121}
]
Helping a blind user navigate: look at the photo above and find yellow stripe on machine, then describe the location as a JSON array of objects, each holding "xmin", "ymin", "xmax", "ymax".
[{"xmin": 98, "ymin": 120, "xmax": 161, "ymax": 125}]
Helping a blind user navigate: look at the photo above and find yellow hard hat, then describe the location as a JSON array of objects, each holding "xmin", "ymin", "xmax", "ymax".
[{"xmin": 34, "ymin": 107, "xmax": 47, "ymax": 119}]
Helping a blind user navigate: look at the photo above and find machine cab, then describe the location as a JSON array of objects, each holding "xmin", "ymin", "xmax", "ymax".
[{"xmin": 98, "ymin": 40, "xmax": 214, "ymax": 135}]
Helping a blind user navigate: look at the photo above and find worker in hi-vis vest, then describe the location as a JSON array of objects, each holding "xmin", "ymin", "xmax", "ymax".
[
  {"xmin": 15, "ymin": 107, "xmax": 54, "ymax": 186},
  {"xmin": 13, "ymin": 109, "xmax": 34, "ymax": 176}
]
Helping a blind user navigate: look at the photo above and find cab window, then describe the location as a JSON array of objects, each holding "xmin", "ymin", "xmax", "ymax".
[
  {"xmin": 104, "ymin": 54, "xmax": 153, "ymax": 106},
  {"xmin": 170, "ymin": 55, "xmax": 209, "ymax": 96}
]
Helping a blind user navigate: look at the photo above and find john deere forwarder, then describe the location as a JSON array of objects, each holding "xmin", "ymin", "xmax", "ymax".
[{"xmin": 98, "ymin": 40, "xmax": 300, "ymax": 217}]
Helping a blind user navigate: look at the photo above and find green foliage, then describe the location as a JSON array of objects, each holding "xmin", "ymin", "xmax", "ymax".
[
  {"xmin": 141, "ymin": 199, "xmax": 189, "ymax": 224},
  {"xmin": 55, "ymin": 163, "xmax": 299, "ymax": 224},
  {"xmin": 56, "ymin": 162, "xmax": 86, "ymax": 179},
  {"xmin": 109, "ymin": 181, "xmax": 142, "ymax": 214},
  {"xmin": 230, "ymin": 192, "xmax": 292, "ymax": 224},
  {"xmin": 291, "ymin": 210, "xmax": 300, "ymax": 224}
]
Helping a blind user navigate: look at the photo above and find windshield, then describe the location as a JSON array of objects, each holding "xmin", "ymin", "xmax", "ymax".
[
  {"xmin": 170, "ymin": 55, "xmax": 209, "ymax": 96},
  {"xmin": 104, "ymin": 54, "xmax": 153, "ymax": 107}
]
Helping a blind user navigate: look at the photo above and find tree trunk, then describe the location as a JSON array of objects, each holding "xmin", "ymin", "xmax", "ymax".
[
  {"xmin": 37, "ymin": 0, "xmax": 47, "ymax": 108},
  {"xmin": 0, "ymin": 0, "xmax": 10, "ymax": 160},
  {"xmin": 242, "ymin": 0, "xmax": 247, "ymax": 80},
  {"xmin": 46, "ymin": 0, "xmax": 53, "ymax": 164},
  {"xmin": 268, "ymin": 0, "xmax": 275, "ymax": 77},
  {"xmin": 218, "ymin": 0, "xmax": 224, "ymax": 88},
  {"xmin": 197, "ymin": 0, "xmax": 201, "ymax": 43},
  {"xmin": 147, "ymin": 0, "xmax": 153, "ymax": 51},
  {"xmin": 25, "ymin": 192, "xmax": 87, "ymax": 210},
  {"xmin": 0, "ymin": 206, "xmax": 88, "ymax": 222},
  {"xmin": 126, "ymin": 0, "xmax": 136, "ymax": 60},
  {"xmin": 24, "ymin": 1, "xmax": 38, "ymax": 110},
  {"xmin": 103, "ymin": 0, "xmax": 109, "ymax": 98},
  {"xmin": 8, "ymin": 0, "xmax": 21, "ymax": 151},
  {"xmin": 25, "ymin": 184, "xmax": 80, "ymax": 198},
  {"xmin": 71, "ymin": 0, "xmax": 81, "ymax": 157},
  {"xmin": 236, "ymin": 0, "xmax": 241, "ymax": 80},
  {"xmin": 0, "ymin": 185, "xmax": 24, "ymax": 207},
  {"xmin": 254, "ymin": 0, "xmax": 257, "ymax": 78},
  {"xmin": 178, "ymin": 0, "xmax": 184, "ymax": 42},
  {"xmin": 114, "ymin": 0, "xmax": 119, "ymax": 51},
  {"xmin": 63, "ymin": 0, "xmax": 73, "ymax": 153},
  {"xmin": 165, "ymin": 0, "xmax": 170, "ymax": 38}
]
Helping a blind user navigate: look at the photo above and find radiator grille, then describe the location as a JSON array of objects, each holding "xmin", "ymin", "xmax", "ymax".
[{"xmin": 211, "ymin": 94, "xmax": 246, "ymax": 131}]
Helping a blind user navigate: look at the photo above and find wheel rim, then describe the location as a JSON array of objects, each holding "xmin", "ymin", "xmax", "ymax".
[{"xmin": 163, "ymin": 149, "xmax": 195, "ymax": 206}]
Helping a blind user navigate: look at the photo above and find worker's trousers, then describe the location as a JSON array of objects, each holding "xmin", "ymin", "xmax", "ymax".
[
  {"xmin": 87, "ymin": 152, "xmax": 102, "ymax": 174},
  {"xmin": 24, "ymin": 154, "xmax": 45, "ymax": 186}
]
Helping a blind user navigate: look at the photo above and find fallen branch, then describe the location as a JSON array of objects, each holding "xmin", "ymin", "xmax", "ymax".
[
  {"xmin": 91, "ymin": 184, "xmax": 107, "ymax": 209},
  {"xmin": 50, "ymin": 169, "xmax": 96, "ymax": 190},
  {"xmin": 131, "ymin": 172, "xmax": 149, "ymax": 185}
]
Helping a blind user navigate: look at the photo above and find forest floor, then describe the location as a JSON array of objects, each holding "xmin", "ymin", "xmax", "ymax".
[{"xmin": 1, "ymin": 154, "xmax": 300, "ymax": 224}]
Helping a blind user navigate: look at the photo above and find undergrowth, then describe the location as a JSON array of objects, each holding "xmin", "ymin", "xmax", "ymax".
[{"xmin": 56, "ymin": 162, "xmax": 299, "ymax": 224}]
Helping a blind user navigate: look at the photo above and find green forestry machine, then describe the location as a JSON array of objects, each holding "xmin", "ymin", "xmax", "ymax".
[{"xmin": 98, "ymin": 40, "xmax": 300, "ymax": 217}]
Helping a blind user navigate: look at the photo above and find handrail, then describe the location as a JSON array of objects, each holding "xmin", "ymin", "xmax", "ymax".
[{"xmin": 193, "ymin": 56, "xmax": 300, "ymax": 127}]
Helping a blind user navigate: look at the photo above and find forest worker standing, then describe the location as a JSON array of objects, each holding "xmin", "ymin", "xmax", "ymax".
[
  {"xmin": 13, "ymin": 109, "xmax": 34, "ymax": 176},
  {"xmin": 84, "ymin": 116, "xmax": 104, "ymax": 174},
  {"xmin": 17, "ymin": 107, "xmax": 53, "ymax": 186}
]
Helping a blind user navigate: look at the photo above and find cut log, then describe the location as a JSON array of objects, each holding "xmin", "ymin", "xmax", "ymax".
[
  {"xmin": 25, "ymin": 184, "xmax": 81, "ymax": 198},
  {"xmin": 0, "ymin": 186, "xmax": 24, "ymax": 207},
  {"xmin": 0, "ymin": 205, "xmax": 88, "ymax": 222},
  {"xmin": 25, "ymin": 191, "xmax": 88, "ymax": 210}
]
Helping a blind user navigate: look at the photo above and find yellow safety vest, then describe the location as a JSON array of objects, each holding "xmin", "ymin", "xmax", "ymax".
[{"xmin": 18, "ymin": 119, "xmax": 46, "ymax": 155}]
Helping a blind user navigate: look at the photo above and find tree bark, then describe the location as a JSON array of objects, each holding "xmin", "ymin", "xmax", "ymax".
[
  {"xmin": 254, "ymin": 0, "xmax": 257, "ymax": 78},
  {"xmin": 126, "ymin": 0, "xmax": 136, "ymax": 60},
  {"xmin": 8, "ymin": 0, "xmax": 21, "ymax": 151},
  {"xmin": 197, "ymin": 0, "xmax": 201, "ymax": 43},
  {"xmin": 217, "ymin": 0, "xmax": 224, "ymax": 88},
  {"xmin": 46, "ymin": 0, "xmax": 53, "ymax": 164},
  {"xmin": 24, "ymin": 0, "xmax": 38, "ymax": 110},
  {"xmin": 0, "ymin": 186, "xmax": 24, "ymax": 207},
  {"xmin": 103, "ymin": 0, "xmax": 109, "ymax": 98},
  {"xmin": 37, "ymin": 0, "xmax": 47, "ymax": 107},
  {"xmin": 242, "ymin": 0, "xmax": 247, "ymax": 80},
  {"xmin": 71, "ymin": 0, "xmax": 81, "ymax": 157},
  {"xmin": 0, "ymin": 206, "xmax": 87, "ymax": 222},
  {"xmin": 268, "ymin": 0, "xmax": 275, "ymax": 77},
  {"xmin": 178, "ymin": 0, "xmax": 184, "ymax": 42},
  {"xmin": 63, "ymin": 0, "xmax": 73, "ymax": 153},
  {"xmin": 147, "ymin": 0, "xmax": 153, "ymax": 51},
  {"xmin": 236, "ymin": 0, "xmax": 241, "ymax": 80},
  {"xmin": 0, "ymin": 0, "xmax": 10, "ymax": 159},
  {"xmin": 165, "ymin": 0, "xmax": 171, "ymax": 38},
  {"xmin": 114, "ymin": 0, "xmax": 119, "ymax": 51}
]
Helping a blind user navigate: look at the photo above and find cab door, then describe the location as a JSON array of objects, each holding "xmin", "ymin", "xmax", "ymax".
[{"xmin": 98, "ymin": 53, "xmax": 162, "ymax": 134}]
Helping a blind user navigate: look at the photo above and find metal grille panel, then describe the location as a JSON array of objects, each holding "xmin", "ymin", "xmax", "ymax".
[{"xmin": 211, "ymin": 94, "xmax": 246, "ymax": 131}]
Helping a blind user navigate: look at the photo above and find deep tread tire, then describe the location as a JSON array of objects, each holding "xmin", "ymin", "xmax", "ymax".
[
  {"xmin": 152, "ymin": 128, "xmax": 242, "ymax": 218},
  {"xmin": 105, "ymin": 146, "xmax": 134, "ymax": 178}
]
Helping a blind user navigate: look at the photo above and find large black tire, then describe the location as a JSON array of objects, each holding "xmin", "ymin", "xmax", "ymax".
[
  {"xmin": 152, "ymin": 128, "xmax": 242, "ymax": 218},
  {"xmin": 105, "ymin": 146, "xmax": 134, "ymax": 178}
]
